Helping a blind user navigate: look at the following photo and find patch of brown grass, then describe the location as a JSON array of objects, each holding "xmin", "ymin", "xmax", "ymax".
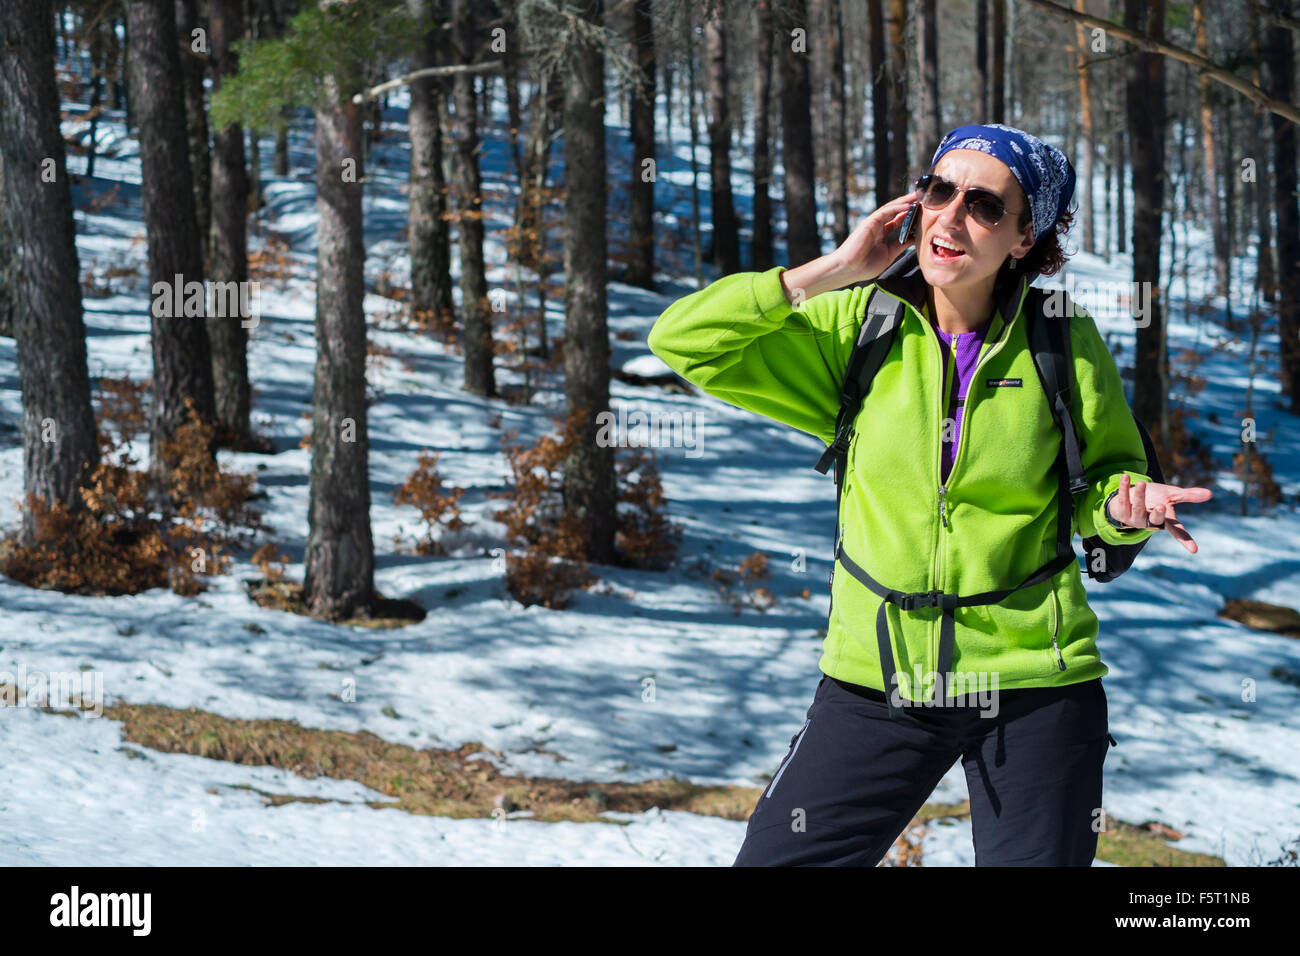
[
  {"xmin": 96, "ymin": 700, "xmax": 759, "ymax": 823},
  {"xmin": 19, "ymin": 696, "xmax": 1230, "ymax": 862},
  {"xmin": 245, "ymin": 577, "xmax": 426, "ymax": 629}
]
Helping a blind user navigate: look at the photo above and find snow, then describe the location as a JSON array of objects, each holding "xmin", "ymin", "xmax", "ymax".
[{"xmin": 1, "ymin": 64, "xmax": 1297, "ymax": 867}]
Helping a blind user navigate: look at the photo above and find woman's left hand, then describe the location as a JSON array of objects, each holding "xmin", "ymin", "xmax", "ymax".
[{"xmin": 1106, "ymin": 473, "xmax": 1213, "ymax": 554}]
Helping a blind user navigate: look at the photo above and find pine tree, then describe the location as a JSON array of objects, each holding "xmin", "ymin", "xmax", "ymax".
[
  {"xmin": 0, "ymin": 0, "xmax": 100, "ymax": 544},
  {"xmin": 211, "ymin": 0, "xmax": 420, "ymax": 619},
  {"xmin": 124, "ymin": 0, "xmax": 217, "ymax": 489}
]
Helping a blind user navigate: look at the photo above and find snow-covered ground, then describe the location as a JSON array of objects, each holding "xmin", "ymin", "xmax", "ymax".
[{"xmin": 0, "ymin": 61, "xmax": 1297, "ymax": 866}]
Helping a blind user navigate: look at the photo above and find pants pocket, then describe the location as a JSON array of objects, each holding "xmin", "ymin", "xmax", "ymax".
[{"xmin": 764, "ymin": 717, "xmax": 812, "ymax": 800}]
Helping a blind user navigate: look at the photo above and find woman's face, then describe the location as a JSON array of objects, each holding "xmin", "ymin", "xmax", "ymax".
[{"xmin": 917, "ymin": 150, "xmax": 1036, "ymax": 291}]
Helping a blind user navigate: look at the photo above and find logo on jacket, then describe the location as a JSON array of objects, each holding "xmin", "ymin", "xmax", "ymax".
[{"xmin": 986, "ymin": 377, "xmax": 1023, "ymax": 388}]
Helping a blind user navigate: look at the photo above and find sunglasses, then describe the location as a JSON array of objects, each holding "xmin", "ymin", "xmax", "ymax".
[{"xmin": 914, "ymin": 173, "xmax": 1017, "ymax": 229}]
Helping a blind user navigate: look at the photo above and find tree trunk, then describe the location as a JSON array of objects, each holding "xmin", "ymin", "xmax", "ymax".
[
  {"xmin": 0, "ymin": 0, "xmax": 100, "ymax": 544},
  {"xmin": 991, "ymin": 0, "xmax": 1005, "ymax": 122},
  {"xmin": 562, "ymin": 0, "xmax": 616, "ymax": 566},
  {"xmin": 1268, "ymin": 1, "xmax": 1300, "ymax": 407},
  {"xmin": 867, "ymin": 0, "xmax": 890, "ymax": 206},
  {"xmin": 175, "ymin": 0, "xmax": 211, "ymax": 266},
  {"xmin": 0, "ymin": 159, "xmax": 13, "ymax": 339},
  {"xmin": 886, "ymin": 0, "xmax": 909, "ymax": 195},
  {"xmin": 705, "ymin": 0, "xmax": 739, "ymax": 274},
  {"xmin": 917, "ymin": 0, "xmax": 940, "ymax": 150},
  {"xmin": 1124, "ymin": 0, "xmax": 1167, "ymax": 436},
  {"xmin": 407, "ymin": 0, "xmax": 455, "ymax": 333},
  {"xmin": 625, "ymin": 0, "xmax": 656, "ymax": 287},
  {"xmin": 976, "ymin": 0, "xmax": 988, "ymax": 123},
  {"xmin": 303, "ymin": 76, "xmax": 375, "ymax": 620},
  {"xmin": 1114, "ymin": 123, "xmax": 1126, "ymax": 256},
  {"xmin": 1194, "ymin": 0, "xmax": 1228, "ymax": 299},
  {"xmin": 778, "ymin": 0, "xmax": 820, "ymax": 264},
  {"xmin": 826, "ymin": 0, "xmax": 850, "ymax": 244},
  {"xmin": 125, "ymin": 0, "xmax": 216, "ymax": 488},
  {"xmin": 1249, "ymin": 0, "xmax": 1275, "ymax": 303},
  {"xmin": 451, "ymin": 0, "xmax": 494, "ymax": 397},
  {"xmin": 1075, "ymin": 0, "xmax": 1094, "ymax": 254},
  {"xmin": 208, "ymin": 0, "xmax": 252, "ymax": 449},
  {"xmin": 752, "ymin": 0, "xmax": 775, "ymax": 269},
  {"xmin": 686, "ymin": 19, "xmax": 703, "ymax": 286}
]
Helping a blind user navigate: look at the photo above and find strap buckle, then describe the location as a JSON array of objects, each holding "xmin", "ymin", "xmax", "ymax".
[
  {"xmin": 897, "ymin": 589, "xmax": 943, "ymax": 611},
  {"xmin": 815, "ymin": 424, "xmax": 853, "ymax": 475}
]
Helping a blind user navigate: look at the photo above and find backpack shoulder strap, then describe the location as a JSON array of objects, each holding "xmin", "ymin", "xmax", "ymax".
[
  {"xmin": 814, "ymin": 285, "xmax": 906, "ymax": 479},
  {"xmin": 815, "ymin": 284, "xmax": 906, "ymax": 563},
  {"xmin": 1026, "ymin": 286, "xmax": 1089, "ymax": 498}
]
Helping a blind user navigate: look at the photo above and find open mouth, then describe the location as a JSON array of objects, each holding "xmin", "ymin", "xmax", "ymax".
[{"xmin": 930, "ymin": 236, "xmax": 966, "ymax": 261}]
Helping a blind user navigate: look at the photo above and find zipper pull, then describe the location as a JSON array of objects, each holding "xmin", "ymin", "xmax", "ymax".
[
  {"xmin": 1051, "ymin": 632, "xmax": 1066, "ymax": 671},
  {"xmin": 938, "ymin": 484, "xmax": 949, "ymax": 529}
]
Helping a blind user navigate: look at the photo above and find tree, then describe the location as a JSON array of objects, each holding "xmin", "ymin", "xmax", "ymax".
[
  {"xmin": 625, "ymin": 0, "xmax": 656, "ymax": 287},
  {"xmin": 176, "ymin": 0, "xmax": 213, "ymax": 265},
  {"xmin": 886, "ymin": 0, "xmax": 909, "ymax": 195},
  {"xmin": 212, "ymin": 0, "xmax": 420, "ymax": 618},
  {"xmin": 778, "ymin": 0, "xmax": 819, "ymax": 264},
  {"xmin": 1193, "ymin": 0, "xmax": 1227, "ymax": 297},
  {"xmin": 1124, "ymin": 0, "xmax": 1167, "ymax": 439},
  {"xmin": 0, "ymin": 0, "xmax": 100, "ymax": 544},
  {"xmin": 991, "ymin": 0, "xmax": 1006, "ymax": 122},
  {"xmin": 917, "ymin": 0, "xmax": 940, "ymax": 152},
  {"xmin": 125, "ymin": 0, "xmax": 216, "ymax": 489},
  {"xmin": 704, "ymin": 0, "xmax": 739, "ymax": 274},
  {"xmin": 1268, "ymin": 0, "xmax": 1300, "ymax": 408},
  {"xmin": 561, "ymin": 0, "xmax": 617, "ymax": 564},
  {"xmin": 451, "ymin": 0, "xmax": 496, "ymax": 397},
  {"xmin": 867, "ymin": 0, "xmax": 890, "ymax": 205},
  {"xmin": 975, "ymin": 0, "xmax": 988, "ymax": 122},
  {"xmin": 752, "ymin": 0, "xmax": 775, "ymax": 269},
  {"xmin": 824, "ymin": 0, "xmax": 850, "ymax": 244},
  {"xmin": 406, "ymin": 0, "xmax": 455, "ymax": 332},
  {"xmin": 305, "ymin": 65, "xmax": 374, "ymax": 620},
  {"xmin": 0, "ymin": 161, "xmax": 14, "ymax": 339},
  {"xmin": 208, "ymin": 0, "xmax": 254, "ymax": 449},
  {"xmin": 1248, "ymin": 0, "xmax": 1275, "ymax": 303},
  {"xmin": 1074, "ymin": 0, "xmax": 1095, "ymax": 255}
]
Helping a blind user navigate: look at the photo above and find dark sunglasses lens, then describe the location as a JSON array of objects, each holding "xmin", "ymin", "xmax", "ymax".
[
  {"xmin": 922, "ymin": 179, "xmax": 955, "ymax": 207},
  {"xmin": 967, "ymin": 194, "xmax": 1005, "ymax": 226}
]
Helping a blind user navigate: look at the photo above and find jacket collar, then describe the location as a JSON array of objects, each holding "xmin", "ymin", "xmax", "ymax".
[{"xmin": 865, "ymin": 246, "xmax": 1031, "ymax": 336}]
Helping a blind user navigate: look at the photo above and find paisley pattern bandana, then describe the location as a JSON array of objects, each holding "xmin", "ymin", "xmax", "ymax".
[{"xmin": 929, "ymin": 123, "xmax": 1076, "ymax": 244}]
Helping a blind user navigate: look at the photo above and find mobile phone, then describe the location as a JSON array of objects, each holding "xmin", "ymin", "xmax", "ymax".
[{"xmin": 896, "ymin": 201, "xmax": 920, "ymax": 246}]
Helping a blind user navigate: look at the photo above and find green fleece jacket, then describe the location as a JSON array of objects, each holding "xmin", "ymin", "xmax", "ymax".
[{"xmin": 648, "ymin": 266, "xmax": 1155, "ymax": 702}]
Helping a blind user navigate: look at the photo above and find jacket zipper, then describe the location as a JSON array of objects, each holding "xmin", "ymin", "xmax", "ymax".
[
  {"xmin": 1050, "ymin": 588, "xmax": 1066, "ymax": 670},
  {"xmin": 926, "ymin": 288, "xmax": 1027, "ymax": 686}
]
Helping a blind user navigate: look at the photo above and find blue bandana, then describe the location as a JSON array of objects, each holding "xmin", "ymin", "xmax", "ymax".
[{"xmin": 929, "ymin": 123, "xmax": 1075, "ymax": 244}]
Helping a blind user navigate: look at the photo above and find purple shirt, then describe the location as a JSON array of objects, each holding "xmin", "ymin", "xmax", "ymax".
[{"xmin": 924, "ymin": 303, "xmax": 991, "ymax": 484}]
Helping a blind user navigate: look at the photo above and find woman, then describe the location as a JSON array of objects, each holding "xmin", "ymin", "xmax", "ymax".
[{"xmin": 647, "ymin": 123, "xmax": 1213, "ymax": 866}]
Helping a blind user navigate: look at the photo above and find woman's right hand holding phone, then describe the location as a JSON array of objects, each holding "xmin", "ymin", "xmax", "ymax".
[{"xmin": 780, "ymin": 190, "xmax": 921, "ymax": 307}]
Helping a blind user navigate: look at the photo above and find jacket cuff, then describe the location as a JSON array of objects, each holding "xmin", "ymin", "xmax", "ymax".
[{"xmin": 751, "ymin": 267, "xmax": 793, "ymax": 321}]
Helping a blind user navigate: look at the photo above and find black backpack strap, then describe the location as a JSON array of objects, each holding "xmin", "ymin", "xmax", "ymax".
[
  {"xmin": 1028, "ymin": 287, "xmax": 1164, "ymax": 583},
  {"xmin": 815, "ymin": 286, "xmax": 906, "ymax": 562},
  {"xmin": 1027, "ymin": 286, "xmax": 1089, "ymax": 499}
]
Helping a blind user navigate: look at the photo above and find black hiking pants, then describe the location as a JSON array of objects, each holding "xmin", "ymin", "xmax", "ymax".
[{"xmin": 732, "ymin": 673, "xmax": 1113, "ymax": 866}]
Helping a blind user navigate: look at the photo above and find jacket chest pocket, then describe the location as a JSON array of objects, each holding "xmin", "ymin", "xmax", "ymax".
[{"xmin": 966, "ymin": 358, "xmax": 1060, "ymax": 485}]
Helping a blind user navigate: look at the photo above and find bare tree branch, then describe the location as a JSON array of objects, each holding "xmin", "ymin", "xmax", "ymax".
[
  {"xmin": 351, "ymin": 61, "xmax": 503, "ymax": 103},
  {"xmin": 1025, "ymin": 0, "xmax": 1300, "ymax": 126}
]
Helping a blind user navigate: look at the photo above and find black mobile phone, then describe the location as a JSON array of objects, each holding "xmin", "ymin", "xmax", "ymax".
[{"xmin": 896, "ymin": 201, "xmax": 921, "ymax": 246}]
